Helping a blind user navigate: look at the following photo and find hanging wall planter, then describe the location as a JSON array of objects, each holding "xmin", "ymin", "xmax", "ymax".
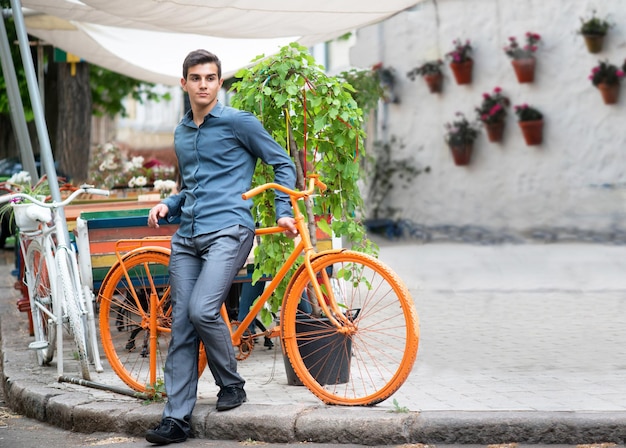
[
  {"xmin": 582, "ymin": 34, "xmax": 605, "ymax": 53},
  {"xmin": 511, "ymin": 58, "xmax": 536, "ymax": 83},
  {"xmin": 597, "ymin": 82, "xmax": 620, "ymax": 104},
  {"xmin": 445, "ymin": 38, "xmax": 473, "ymax": 85},
  {"xmin": 444, "ymin": 112, "xmax": 479, "ymax": 166},
  {"xmin": 449, "ymin": 59, "xmax": 473, "ymax": 85},
  {"xmin": 423, "ymin": 73, "xmax": 443, "ymax": 93},
  {"xmin": 578, "ymin": 11, "xmax": 612, "ymax": 54},
  {"xmin": 504, "ymin": 32, "xmax": 541, "ymax": 84},
  {"xmin": 589, "ymin": 60, "xmax": 624, "ymax": 105},
  {"xmin": 484, "ymin": 121, "xmax": 505, "ymax": 143},
  {"xmin": 407, "ymin": 60, "xmax": 444, "ymax": 94},
  {"xmin": 514, "ymin": 104, "xmax": 544, "ymax": 146},
  {"xmin": 475, "ymin": 87, "xmax": 510, "ymax": 143},
  {"xmin": 518, "ymin": 120, "xmax": 544, "ymax": 146},
  {"xmin": 448, "ymin": 143, "xmax": 474, "ymax": 165}
]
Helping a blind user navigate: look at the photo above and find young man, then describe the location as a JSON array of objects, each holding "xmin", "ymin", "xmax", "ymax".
[{"xmin": 146, "ymin": 49, "xmax": 297, "ymax": 445}]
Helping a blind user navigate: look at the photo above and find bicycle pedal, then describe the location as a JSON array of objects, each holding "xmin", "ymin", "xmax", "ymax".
[{"xmin": 28, "ymin": 341, "xmax": 49, "ymax": 350}]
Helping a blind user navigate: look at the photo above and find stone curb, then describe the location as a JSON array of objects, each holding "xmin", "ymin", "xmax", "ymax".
[{"xmin": 2, "ymin": 266, "xmax": 626, "ymax": 444}]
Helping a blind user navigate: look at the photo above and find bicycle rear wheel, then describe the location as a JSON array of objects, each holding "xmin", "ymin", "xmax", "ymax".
[
  {"xmin": 281, "ymin": 250, "xmax": 419, "ymax": 406},
  {"xmin": 98, "ymin": 248, "xmax": 206, "ymax": 393},
  {"xmin": 25, "ymin": 240, "xmax": 57, "ymax": 365},
  {"xmin": 57, "ymin": 249, "xmax": 91, "ymax": 380}
]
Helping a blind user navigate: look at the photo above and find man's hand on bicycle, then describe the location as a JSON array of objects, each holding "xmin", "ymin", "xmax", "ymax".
[
  {"xmin": 277, "ymin": 217, "xmax": 298, "ymax": 239},
  {"xmin": 148, "ymin": 204, "xmax": 169, "ymax": 228}
]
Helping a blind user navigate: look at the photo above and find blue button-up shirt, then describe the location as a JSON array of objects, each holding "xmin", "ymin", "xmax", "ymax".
[{"xmin": 162, "ymin": 102, "xmax": 296, "ymax": 237}]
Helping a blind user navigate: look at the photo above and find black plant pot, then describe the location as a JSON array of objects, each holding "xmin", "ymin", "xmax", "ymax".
[{"xmin": 283, "ymin": 314, "xmax": 353, "ymax": 386}]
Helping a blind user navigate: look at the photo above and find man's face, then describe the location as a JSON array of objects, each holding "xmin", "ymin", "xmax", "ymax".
[{"xmin": 181, "ymin": 62, "xmax": 223, "ymax": 109}]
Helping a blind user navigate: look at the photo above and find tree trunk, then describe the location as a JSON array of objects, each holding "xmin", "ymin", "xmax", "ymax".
[{"xmin": 54, "ymin": 61, "xmax": 91, "ymax": 183}]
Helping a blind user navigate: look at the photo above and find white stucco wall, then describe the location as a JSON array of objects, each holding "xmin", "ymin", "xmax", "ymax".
[{"xmin": 350, "ymin": 0, "xmax": 626, "ymax": 240}]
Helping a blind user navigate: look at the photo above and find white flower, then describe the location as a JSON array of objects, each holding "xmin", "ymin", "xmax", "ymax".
[
  {"xmin": 128, "ymin": 176, "xmax": 148, "ymax": 188},
  {"xmin": 154, "ymin": 179, "xmax": 177, "ymax": 198},
  {"xmin": 131, "ymin": 156, "xmax": 144, "ymax": 169},
  {"xmin": 8, "ymin": 171, "xmax": 32, "ymax": 186},
  {"xmin": 122, "ymin": 161, "xmax": 134, "ymax": 172}
]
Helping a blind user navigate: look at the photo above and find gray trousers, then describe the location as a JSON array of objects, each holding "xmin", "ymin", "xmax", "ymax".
[{"xmin": 162, "ymin": 225, "xmax": 255, "ymax": 422}]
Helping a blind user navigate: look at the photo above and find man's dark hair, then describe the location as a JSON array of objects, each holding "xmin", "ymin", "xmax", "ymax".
[{"xmin": 182, "ymin": 50, "xmax": 222, "ymax": 79}]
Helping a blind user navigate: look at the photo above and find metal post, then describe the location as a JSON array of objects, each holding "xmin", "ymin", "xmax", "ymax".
[
  {"xmin": 10, "ymin": 0, "xmax": 72, "ymax": 380},
  {"xmin": 10, "ymin": 0, "xmax": 65, "ymax": 216},
  {"xmin": 0, "ymin": 8, "xmax": 38, "ymax": 181}
]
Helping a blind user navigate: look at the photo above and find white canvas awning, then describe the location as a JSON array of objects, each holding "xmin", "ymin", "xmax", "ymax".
[{"xmin": 20, "ymin": 0, "xmax": 423, "ymax": 85}]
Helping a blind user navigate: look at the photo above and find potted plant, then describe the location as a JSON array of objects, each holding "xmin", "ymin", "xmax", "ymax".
[
  {"xmin": 475, "ymin": 87, "xmax": 510, "ymax": 143},
  {"xmin": 407, "ymin": 59, "xmax": 444, "ymax": 93},
  {"xmin": 503, "ymin": 32, "xmax": 541, "ymax": 83},
  {"xmin": 444, "ymin": 112, "xmax": 480, "ymax": 165},
  {"xmin": 578, "ymin": 10, "xmax": 613, "ymax": 53},
  {"xmin": 0, "ymin": 171, "xmax": 52, "ymax": 231},
  {"xmin": 446, "ymin": 39, "xmax": 473, "ymax": 85},
  {"xmin": 514, "ymin": 104, "xmax": 544, "ymax": 146},
  {"xmin": 589, "ymin": 59, "xmax": 624, "ymax": 104},
  {"xmin": 230, "ymin": 43, "xmax": 376, "ymax": 323}
]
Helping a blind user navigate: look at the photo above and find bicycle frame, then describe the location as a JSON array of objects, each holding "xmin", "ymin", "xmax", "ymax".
[
  {"xmin": 228, "ymin": 175, "xmax": 350, "ymax": 345},
  {"xmin": 1, "ymin": 186, "xmax": 109, "ymax": 378},
  {"xmin": 109, "ymin": 176, "xmax": 346, "ymax": 351}
]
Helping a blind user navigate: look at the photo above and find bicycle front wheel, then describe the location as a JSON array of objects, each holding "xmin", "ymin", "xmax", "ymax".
[
  {"xmin": 57, "ymin": 249, "xmax": 91, "ymax": 380},
  {"xmin": 98, "ymin": 248, "xmax": 207, "ymax": 393},
  {"xmin": 25, "ymin": 240, "xmax": 57, "ymax": 365},
  {"xmin": 281, "ymin": 251, "xmax": 419, "ymax": 406}
]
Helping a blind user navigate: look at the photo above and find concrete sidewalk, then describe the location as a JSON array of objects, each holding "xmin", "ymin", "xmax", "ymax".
[{"xmin": 1, "ymin": 241, "xmax": 626, "ymax": 445}]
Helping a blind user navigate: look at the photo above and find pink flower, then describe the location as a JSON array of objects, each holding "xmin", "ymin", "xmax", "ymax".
[
  {"xmin": 618, "ymin": 70, "xmax": 625, "ymax": 78},
  {"xmin": 494, "ymin": 87, "xmax": 502, "ymax": 93}
]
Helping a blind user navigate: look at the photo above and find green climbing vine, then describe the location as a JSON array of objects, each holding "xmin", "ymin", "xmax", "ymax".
[{"xmin": 230, "ymin": 42, "xmax": 377, "ymax": 322}]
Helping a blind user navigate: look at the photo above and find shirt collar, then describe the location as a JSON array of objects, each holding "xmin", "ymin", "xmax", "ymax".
[{"xmin": 183, "ymin": 101, "xmax": 225, "ymax": 126}]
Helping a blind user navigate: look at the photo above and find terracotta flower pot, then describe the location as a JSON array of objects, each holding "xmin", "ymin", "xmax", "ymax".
[
  {"xmin": 582, "ymin": 34, "xmax": 605, "ymax": 54},
  {"xmin": 484, "ymin": 121, "xmax": 505, "ymax": 143},
  {"xmin": 449, "ymin": 59, "xmax": 473, "ymax": 85},
  {"xmin": 518, "ymin": 120, "xmax": 543, "ymax": 146},
  {"xmin": 423, "ymin": 73, "xmax": 443, "ymax": 93},
  {"xmin": 597, "ymin": 82, "xmax": 620, "ymax": 105},
  {"xmin": 511, "ymin": 58, "xmax": 536, "ymax": 83},
  {"xmin": 448, "ymin": 142, "xmax": 474, "ymax": 165}
]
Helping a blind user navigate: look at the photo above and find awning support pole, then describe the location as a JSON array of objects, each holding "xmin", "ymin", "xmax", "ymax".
[{"xmin": 0, "ymin": 8, "xmax": 38, "ymax": 181}]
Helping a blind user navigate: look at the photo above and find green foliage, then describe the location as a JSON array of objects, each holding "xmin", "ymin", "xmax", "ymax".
[
  {"xmin": 0, "ymin": 3, "xmax": 34, "ymax": 121},
  {"xmin": 579, "ymin": 10, "xmax": 612, "ymax": 36},
  {"xmin": 143, "ymin": 378, "xmax": 166, "ymax": 403},
  {"xmin": 337, "ymin": 68, "xmax": 384, "ymax": 115},
  {"xmin": 90, "ymin": 66, "xmax": 171, "ymax": 118},
  {"xmin": 230, "ymin": 42, "xmax": 375, "ymax": 320},
  {"xmin": 406, "ymin": 60, "xmax": 444, "ymax": 80},
  {"xmin": 365, "ymin": 136, "xmax": 428, "ymax": 220},
  {"xmin": 390, "ymin": 398, "xmax": 410, "ymax": 413}
]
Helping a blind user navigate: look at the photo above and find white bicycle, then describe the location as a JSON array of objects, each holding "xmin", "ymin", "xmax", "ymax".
[{"xmin": 0, "ymin": 185, "xmax": 109, "ymax": 380}]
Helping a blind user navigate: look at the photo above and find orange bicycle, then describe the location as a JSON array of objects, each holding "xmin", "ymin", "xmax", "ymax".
[{"xmin": 97, "ymin": 176, "xmax": 419, "ymax": 405}]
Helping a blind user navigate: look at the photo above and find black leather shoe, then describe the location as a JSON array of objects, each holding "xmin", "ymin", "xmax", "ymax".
[
  {"xmin": 145, "ymin": 417, "xmax": 189, "ymax": 445},
  {"xmin": 216, "ymin": 386, "xmax": 247, "ymax": 411}
]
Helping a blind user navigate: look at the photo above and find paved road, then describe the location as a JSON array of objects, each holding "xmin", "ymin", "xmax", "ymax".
[{"xmin": 1, "ymin": 241, "xmax": 626, "ymax": 445}]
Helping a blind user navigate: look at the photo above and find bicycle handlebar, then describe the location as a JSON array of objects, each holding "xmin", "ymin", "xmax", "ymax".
[
  {"xmin": 242, "ymin": 175, "xmax": 327, "ymax": 201},
  {"xmin": 0, "ymin": 184, "xmax": 110, "ymax": 208}
]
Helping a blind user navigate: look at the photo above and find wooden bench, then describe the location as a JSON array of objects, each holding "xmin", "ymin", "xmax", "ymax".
[{"xmin": 74, "ymin": 208, "xmax": 178, "ymax": 294}]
